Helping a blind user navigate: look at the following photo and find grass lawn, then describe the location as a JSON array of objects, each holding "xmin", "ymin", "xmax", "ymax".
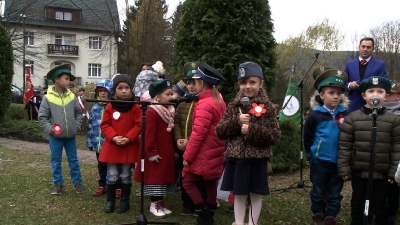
[{"xmin": 0, "ymin": 145, "xmax": 353, "ymax": 225}]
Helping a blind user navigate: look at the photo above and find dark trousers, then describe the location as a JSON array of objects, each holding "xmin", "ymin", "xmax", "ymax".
[
  {"xmin": 183, "ymin": 172, "xmax": 217, "ymax": 205},
  {"xmin": 350, "ymin": 175, "xmax": 388, "ymax": 225},
  {"xmin": 96, "ymin": 152, "xmax": 121, "ymax": 188},
  {"xmin": 309, "ymin": 158, "xmax": 344, "ymax": 217},
  {"xmin": 387, "ymin": 182, "xmax": 399, "ymax": 217}
]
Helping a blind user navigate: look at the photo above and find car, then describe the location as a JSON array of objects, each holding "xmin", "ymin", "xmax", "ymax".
[{"xmin": 11, "ymin": 84, "xmax": 23, "ymax": 103}]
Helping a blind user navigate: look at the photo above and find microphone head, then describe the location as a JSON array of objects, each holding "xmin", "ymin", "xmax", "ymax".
[
  {"xmin": 241, "ymin": 96, "xmax": 250, "ymax": 106},
  {"xmin": 372, "ymin": 96, "xmax": 380, "ymax": 105}
]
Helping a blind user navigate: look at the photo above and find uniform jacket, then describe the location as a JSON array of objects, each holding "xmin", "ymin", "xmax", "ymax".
[
  {"xmin": 173, "ymin": 100, "xmax": 197, "ymax": 142},
  {"xmin": 86, "ymin": 79, "xmax": 113, "ymax": 152},
  {"xmin": 304, "ymin": 93, "xmax": 348, "ymax": 163},
  {"xmin": 38, "ymin": 86, "xmax": 82, "ymax": 138},
  {"xmin": 134, "ymin": 108, "xmax": 177, "ymax": 184},
  {"xmin": 216, "ymin": 91, "xmax": 280, "ymax": 159},
  {"xmin": 182, "ymin": 89, "xmax": 226, "ymax": 180},
  {"xmin": 99, "ymin": 103, "xmax": 141, "ymax": 163},
  {"xmin": 337, "ymin": 107, "xmax": 400, "ymax": 179},
  {"xmin": 344, "ymin": 57, "xmax": 388, "ymax": 113}
]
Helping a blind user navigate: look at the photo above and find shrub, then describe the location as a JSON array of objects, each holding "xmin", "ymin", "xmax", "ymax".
[
  {"xmin": 0, "ymin": 23, "xmax": 14, "ymax": 123},
  {"xmin": 271, "ymin": 120, "xmax": 302, "ymax": 172},
  {"xmin": 4, "ymin": 103, "xmax": 28, "ymax": 121}
]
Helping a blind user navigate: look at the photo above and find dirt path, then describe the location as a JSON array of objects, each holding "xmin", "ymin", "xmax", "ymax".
[{"xmin": 0, "ymin": 137, "xmax": 97, "ymax": 164}]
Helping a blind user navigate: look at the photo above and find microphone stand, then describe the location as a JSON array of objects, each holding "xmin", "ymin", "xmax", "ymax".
[
  {"xmin": 271, "ymin": 53, "xmax": 320, "ymax": 194},
  {"xmin": 86, "ymin": 99, "xmax": 180, "ymax": 225},
  {"xmin": 363, "ymin": 105, "xmax": 378, "ymax": 225}
]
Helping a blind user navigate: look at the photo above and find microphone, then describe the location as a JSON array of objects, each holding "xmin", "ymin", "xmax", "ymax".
[
  {"xmin": 241, "ymin": 97, "xmax": 250, "ymax": 114},
  {"xmin": 372, "ymin": 96, "xmax": 380, "ymax": 106},
  {"xmin": 168, "ymin": 94, "xmax": 195, "ymax": 104},
  {"xmin": 315, "ymin": 53, "xmax": 320, "ymax": 59}
]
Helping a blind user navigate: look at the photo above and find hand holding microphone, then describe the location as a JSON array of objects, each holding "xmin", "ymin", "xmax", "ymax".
[{"xmin": 240, "ymin": 97, "xmax": 250, "ymax": 134}]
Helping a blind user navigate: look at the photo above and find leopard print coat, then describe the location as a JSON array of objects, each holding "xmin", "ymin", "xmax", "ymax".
[{"xmin": 216, "ymin": 90, "xmax": 281, "ymax": 159}]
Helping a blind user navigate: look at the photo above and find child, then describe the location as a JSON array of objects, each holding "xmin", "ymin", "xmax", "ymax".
[
  {"xmin": 173, "ymin": 62, "xmax": 204, "ymax": 216},
  {"xmin": 172, "ymin": 80, "xmax": 188, "ymax": 99},
  {"xmin": 86, "ymin": 79, "xmax": 114, "ymax": 196},
  {"xmin": 216, "ymin": 62, "xmax": 281, "ymax": 225},
  {"xmin": 134, "ymin": 79, "xmax": 178, "ymax": 218},
  {"xmin": 338, "ymin": 76, "xmax": 400, "ymax": 225},
  {"xmin": 381, "ymin": 81, "xmax": 400, "ymax": 225},
  {"xmin": 182, "ymin": 61, "xmax": 226, "ymax": 225},
  {"xmin": 303, "ymin": 68, "xmax": 348, "ymax": 225},
  {"xmin": 99, "ymin": 75, "xmax": 142, "ymax": 214},
  {"xmin": 38, "ymin": 64, "xmax": 85, "ymax": 195},
  {"xmin": 133, "ymin": 61, "xmax": 165, "ymax": 98}
]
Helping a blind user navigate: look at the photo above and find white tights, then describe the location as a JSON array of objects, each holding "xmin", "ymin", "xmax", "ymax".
[{"xmin": 234, "ymin": 192, "xmax": 262, "ymax": 225}]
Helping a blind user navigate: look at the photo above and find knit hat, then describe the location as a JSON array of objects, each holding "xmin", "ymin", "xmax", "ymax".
[
  {"xmin": 359, "ymin": 76, "xmax": 391, "ymax": 93},
  {"xmin": 47, "ymin": 64, "xmax": 75, "ymax": 82},
  {"xmin": 172, "ymin": 80, "xmax": 188, "ymax": 97},
  {"xmin": 112, "ymin": 74, "xmax": 133, "ymax": 92},
  {"xmin": 149, "ymin": 79, "xmax": 173, "ymax": 98},
  {"xmin": 313, "ymin": 69, "xmax": 348, "ymax": 91},
  {"xmin": 152, "ymin": 61, "xmax": 165, "ymax": 75},
  {"xmin": 238, "ymin": 62, "xmax": 263, "ymax": 80}
]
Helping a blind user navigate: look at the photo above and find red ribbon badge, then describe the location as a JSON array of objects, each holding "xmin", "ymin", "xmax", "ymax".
[
  {"xmin": 337, "ymin": 114, "xmax": 346, "ymax": 128},
  {"xmin": 51, "ymin": 123, "xmax": 63, "ymax": 135},
  {"xmin": 250, "ymin": 103, "xmax": 266, "ymax": 117}
]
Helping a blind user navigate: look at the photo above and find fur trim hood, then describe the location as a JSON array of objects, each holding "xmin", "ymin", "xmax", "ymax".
[{"xmin": 309, "ymin": 90, "xmax": 349, "ymax": 110}]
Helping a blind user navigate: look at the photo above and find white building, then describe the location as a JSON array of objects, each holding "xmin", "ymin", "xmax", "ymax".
[{"xmin": 3, "ymin": 0, "xmax": 120, "ymax": 88}]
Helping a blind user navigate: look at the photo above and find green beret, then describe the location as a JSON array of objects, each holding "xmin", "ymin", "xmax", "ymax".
[
  {"xmin": 314, "ymin": 69, "xmax": 348, "ymax": 91},
  {"xmin": 312, "ymin": 66, "xmax": 333, "ymax": 80},
  {"xmin": 46, "ymin": 64, "xmax": 75, "ymax": 82},
  {"xmin": 149, "ymin": 79, "xmax": 173, "ymax": 98},
  {"xmin": 359, "ymin": 77, "xmax": 391, "ymax": 93}
]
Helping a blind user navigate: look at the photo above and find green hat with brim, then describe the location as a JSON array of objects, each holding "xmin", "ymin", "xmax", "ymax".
[
  {"xmin": 46, "ymin": 64, "xmax": 75, "ymax": 82},
  {"xmin": 359, "ymin": 76, "xmax": 391, "ymax": 93},
  {"xmin": 314, "ymin": 69, "xmax": 348, "ymax": 92},
  {"xmin": 184, "ymin": 62, "xmax": 199, "ymax": 79},
  {"xmin": 312, "ymin": 66, "xmax": 334, "ymax": 80},
  {"xmin": 390, "ymin": 80, "xmax": 400, "ymax": 94}
]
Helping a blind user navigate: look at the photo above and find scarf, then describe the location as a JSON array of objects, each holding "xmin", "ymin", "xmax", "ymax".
[
  {"xmin": 97, "ymin": 96, "xmax": 108, "ymax": 105},
  {"xmin": 149, "ymin": 105, "xmax": 175, "ymax": 132},
  {"xmin": 110, "ymin": 96, "xmax": 136, "ymax": 112}
]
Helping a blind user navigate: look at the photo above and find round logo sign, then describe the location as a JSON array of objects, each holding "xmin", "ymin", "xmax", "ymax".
[{"xmin": 282, "ymin": 96, "xmax": 300, "ymax": 116}]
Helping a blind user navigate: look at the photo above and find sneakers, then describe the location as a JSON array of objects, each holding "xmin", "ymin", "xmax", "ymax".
[
  {"xmin": 312, "ymin": 212, "xmax": 325, "ymax": 225},
  {"xmin": 150, "ymin": 201, "xmax": 166, "ymax": 218},
  {"xmin": 93, "ymin": 187, "xmax": 106, "ymax": 196},
  {"xmin": 325, "ymin": 216, "xmax": 336, "ymax": 225},
  {"xmin": 74, "ymin": 183, "xmax": 85, "ymax": 194},
  {"xmin": 116, "ymin": 189, "xmax": 122, "ymax": 199},
  {"xmin": 51, "ymin": 184, "xmax": 63, "ymax": 195},
  {"xmin": 158, "ymin": 200, "xmax": 172, "ymax": 215}
]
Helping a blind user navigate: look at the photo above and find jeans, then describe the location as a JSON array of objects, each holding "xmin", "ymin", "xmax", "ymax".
[
  {"xmin": 106, "ymin": 163, "xmax": 132, "ymax": 185},
  {"xmin": 309, "ymin": 158, "xmax": 344, "ymax": 217},
  {"xmin": 49, "ymin": 136, "xmax": 82, "ymax": 185}
]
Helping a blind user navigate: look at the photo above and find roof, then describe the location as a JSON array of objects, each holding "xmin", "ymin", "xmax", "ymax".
[{"xmin": 3, "ymin": 0, "xmax": 120, "ymax": 33}]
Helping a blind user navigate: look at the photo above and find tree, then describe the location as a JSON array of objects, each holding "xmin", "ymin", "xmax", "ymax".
[
  {"xmin": 369, "ymin": 20, "xmax": 400, "ymax": 81},
  {"xmin": 274, "ymin": 19, "xmax": 347, "ymax": 106},
  {"xmin": 0, "ymin": 23, "xmax": 15, "ymax": 123},
  {"xmin": 173, "ymin": 0, "xmax": 276, "ymax": 101}
]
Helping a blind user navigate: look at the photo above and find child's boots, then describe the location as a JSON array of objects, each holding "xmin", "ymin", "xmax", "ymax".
[
  {"xmin": 104, "ymin": 184, "xmax": 116, "ymax": 213},
  {"xmin": 116, "ymin": 183, "xmax": 131, "ymax": 213},
  {"xmin": 312, "ymin": 212, "xmax": 325, "ymax": 225},
  {"xmin": 325, "ymin": 216, "xmax": 336, "ymax": 225}
]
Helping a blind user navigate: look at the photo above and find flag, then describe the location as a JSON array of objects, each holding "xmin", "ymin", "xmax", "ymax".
[
  {"xmin": 279, "ymin": 77, "xmax": 301, "ymax": 126},
  {"xmin": 23, "ymin": 65, "xmax": 34, "ymax": 104}
]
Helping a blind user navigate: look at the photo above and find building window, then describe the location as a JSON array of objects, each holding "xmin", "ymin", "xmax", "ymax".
[
  {"xmin": 25, "ymin": 60, "xmax": 34, "ymax": 76},
  {"xmin": 55, "ymin": 62, "xmax": 62, "ymax": 66},
  {"xmin": 55, "ymin": 35, "xmax": 72, "ymax": 45},
  {"xmin": 25, "ymin": 32, "xmax": 34, "ymax": 46},
  {"xmin": 89, "ymin": 37, "xmax": 102, "ymax": 50},
  {"xmin": 88, "ymin": 64, "xmax": 101, "ymax": 78},
  {"xmin": 56, "ymin": 11, "xmax": 72, "ymax": 21}
]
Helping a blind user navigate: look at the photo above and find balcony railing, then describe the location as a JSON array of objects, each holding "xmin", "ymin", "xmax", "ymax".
[{"xmin": 47, "ymin": 44, "xmax": 79, "ymax": 56}]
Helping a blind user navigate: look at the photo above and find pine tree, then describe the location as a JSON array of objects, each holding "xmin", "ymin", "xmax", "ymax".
[
  {"xmin": 0, "ymin": 23, "xmax": 14, "ymax": 123},
  {"xmin": 173, "ymin": 0, "xmax": 276, "ymax": 101}
]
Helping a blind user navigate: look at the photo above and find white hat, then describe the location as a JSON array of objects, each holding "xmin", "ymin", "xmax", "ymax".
[{"xmin": 152, "ymin": 61, "xmax": 165, "ymax": 75}]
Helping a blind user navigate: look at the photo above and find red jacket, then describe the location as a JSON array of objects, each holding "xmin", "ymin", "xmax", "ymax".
[
  {"xmin": 183, "ymin": 89, "xmax": 226, "ymax": 180},
  {"xmin": 99, "ymin": 103, "xmax": 142, "ymax": 163},
  {"xmin": 134, "ymin": 108, "xmax": 176, "ymax": 184}
]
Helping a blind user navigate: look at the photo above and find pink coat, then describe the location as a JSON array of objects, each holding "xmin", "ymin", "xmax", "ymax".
[
  {"xmin": 183, "ymin": 89, "xmax": 226, "ymax": 180},
  {"xmin": 99, "ymin": 103, "xmax": 142, "ymax": 163}
]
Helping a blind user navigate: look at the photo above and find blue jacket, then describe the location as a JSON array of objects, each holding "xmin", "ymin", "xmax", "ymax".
[
  {"xmin": 86, "ymin": 79, "xmax": 113, "ymax": 152},
  {"xmin": 304, "ymin": 104, "xmax": 347, "ymax": 163},
  {"xmin": 344, "ymin": 57, "xmax": 388, "ymax": 113}
]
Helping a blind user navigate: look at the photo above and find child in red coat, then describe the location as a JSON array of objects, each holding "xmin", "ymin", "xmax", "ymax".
[
  {"xmin": 99, "ymin": 75, "xmax": 142, "ymax": 214},
  {"xmin": 134, "ymin": 79, "xmax": 178, "ymax": 218},
  {"xmin": 182, "ymin": 61, "xmax": 227, "ymax": 225}
]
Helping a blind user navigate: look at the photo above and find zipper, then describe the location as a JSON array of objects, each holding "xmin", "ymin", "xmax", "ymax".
[{"xmin": 316, "ymin": 140, "xmax": 322, "ymax": 156}]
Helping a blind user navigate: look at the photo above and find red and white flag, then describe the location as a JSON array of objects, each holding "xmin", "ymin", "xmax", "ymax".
[{"xmin": 23, "ymin": 65, "xmax": 34, "ymax": 103}]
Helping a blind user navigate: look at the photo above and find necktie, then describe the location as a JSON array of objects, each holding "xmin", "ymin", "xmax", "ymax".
[{"xmin": 361, "ymin": 59, "xmax": 367, "ymax": 65}]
